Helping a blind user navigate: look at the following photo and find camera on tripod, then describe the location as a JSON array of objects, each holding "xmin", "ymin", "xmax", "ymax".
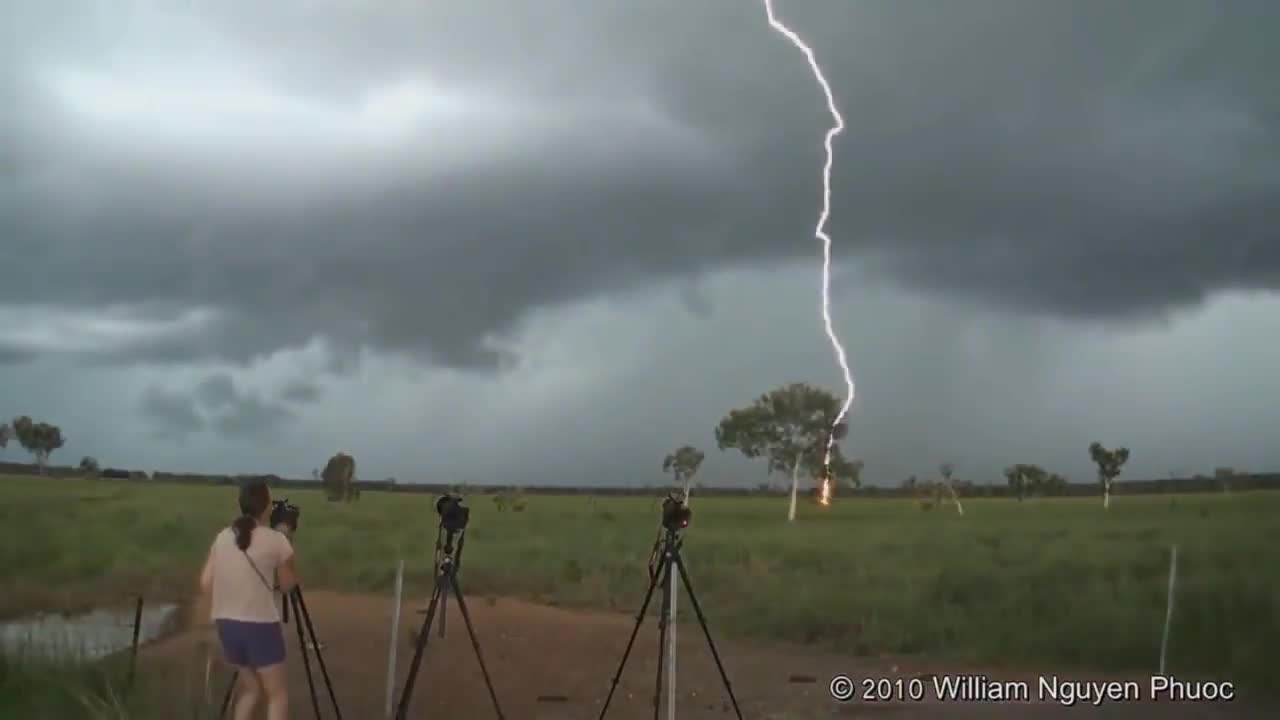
[
  {"xmin": 599, "ymin": 490, "xmax": 742, "ymax": 720},
  {"xmin": 398, "ymin": 491, "xmax": 505, "ymax": 720},
  {"xmin": 436, "ymin": 493, "xmax": 470, "ymax": 532},
  {"xmin": 270, "ymin": 498, "xmax": 301, "ymax": 533},
  {"xmin": 661, "ymin": 493, "xmax": 691, "ymax": 531}
]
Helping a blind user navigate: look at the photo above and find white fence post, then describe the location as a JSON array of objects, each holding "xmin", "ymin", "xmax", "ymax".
[
  {"xmin": 1159, "ymin": 545, "xmax": 1178, "ymax": 676},
  {"xmin": 667, "ymin": 482, "xmax": 692, "ymax": 719},
  {"xmin": 668, "ymin": 568, "xmax": 678, "ymax": 720},
  {"xmin": 385, "ymin": 559, "xmax": 405, "ymax": 719}
]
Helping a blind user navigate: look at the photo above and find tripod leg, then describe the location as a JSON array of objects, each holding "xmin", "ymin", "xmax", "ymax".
[
  {"xmin": 294, "ymin": 588, "xmax": 344, "ymax": 720},
  {"xmin": 652, "ymin": 558, "xmax": 673, "ymax": 720},
  {"xmin": 672, "ymin": 554, "xmax": 744, "ymax": 720},
  {"xmin": 445, "ymin": 572, "xmax": 506, "ymax": 720},
  {"xmin": 438, "ymin": 581, "xmax": 449, "ymax": 638},
  {"xmin": 598, "ymin": 552, "xmax": 668, "ymax": 720},
  {"xmin": 218, "ymin": 671, "xmax": 237, "ymax": 720},
  {"xmin": 289, "ymin": 590, "xmax": 322, "ymax": 719},
  {"xmin": 394, "ymin": 580, "xmax": 445, "ymax": 720}
]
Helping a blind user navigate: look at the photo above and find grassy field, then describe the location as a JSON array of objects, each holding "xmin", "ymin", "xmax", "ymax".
[
  {"xmin": 0, "ymin": 650, "xmax": 152, "ymax": 719},
  {"xmin": 2, "ymin": 476, "xmax": 1278, "ymax": 698}
]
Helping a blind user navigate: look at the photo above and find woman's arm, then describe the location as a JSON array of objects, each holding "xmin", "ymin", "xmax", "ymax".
[
  {"xmin": 275, "ymin": 531, "xmax": 299, "ymax": 592},
  {"xmin": 198, "ymin": 546, "xmax": 214, "ymax": 593},
  {"xmin": 276, "ymin": 553, "xmax": 298, "ymax": 593}
]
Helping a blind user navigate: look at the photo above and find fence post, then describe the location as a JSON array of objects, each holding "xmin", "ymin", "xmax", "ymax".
[
  {"xmin": 385, "ymin": 559, "xmax": 405, "ymax": 719},
  {"xmin": 667, "ymin": 482, "xmax": 693, "ymax": 719},
  {"xmin": 1159, "ymin": 545, "xmax": 1179, "ymax": 675},
  {"xmin": 127, "ymin": 596, "xmax": 144, "ymax": 690}
]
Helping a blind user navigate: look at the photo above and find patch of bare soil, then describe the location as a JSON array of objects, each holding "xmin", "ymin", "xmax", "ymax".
[{"xmin": 142, "ymin": 591, "xmax": 1272, "ymax": 719}]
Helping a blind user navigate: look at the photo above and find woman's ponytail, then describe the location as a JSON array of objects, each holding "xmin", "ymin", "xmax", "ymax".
[
  {"xmin": 232, "ymin": 514, "xmax": 256, "ymax": 551},
  {"xmin": 233, "ymin": 477, "xmax": 272, "ymax": 551}
]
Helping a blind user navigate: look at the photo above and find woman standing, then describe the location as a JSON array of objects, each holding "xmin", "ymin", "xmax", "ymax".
[{"xmin": 199, "ymin": 477, "xmax": 298, "ymax": 720}]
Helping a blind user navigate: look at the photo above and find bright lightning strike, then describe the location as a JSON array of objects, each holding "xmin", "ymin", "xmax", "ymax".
[{"xmin": 762, "ymin": 0, "xmax": 855, "ymax": 506}]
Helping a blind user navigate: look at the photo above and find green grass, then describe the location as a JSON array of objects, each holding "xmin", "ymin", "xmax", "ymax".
[
  {"xmin": 0, "ymin": 649, "xmax": 155, "ymax": 719},
  {"xmin": 2, "ymin": 477, "xmax": 1278, "ymax": 695}
]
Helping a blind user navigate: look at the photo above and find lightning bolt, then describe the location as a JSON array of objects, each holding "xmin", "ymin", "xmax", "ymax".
[{"xmin": 762, "ymin": 0, "xmax": 854, "ymax": 504}]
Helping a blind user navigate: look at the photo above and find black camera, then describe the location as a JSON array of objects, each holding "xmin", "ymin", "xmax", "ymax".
[
  {"xmin": 661, "ymin": 493, "xmax": 691, "ymax": 531},
  {"xmin": 436, "ymin": 493, "xmax": 470, "ymax": 532},
  {"xmin": 270, "ymin": 498, "xmax": 301, "ymax": 533}
]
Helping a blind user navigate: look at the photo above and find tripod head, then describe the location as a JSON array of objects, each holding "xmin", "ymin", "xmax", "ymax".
[
  {"xmin": 660, "ymin": 492, "xmax": 691, "ymax": 533},
  {"xmin": 436, "ymin": 493, "xmax": 470, "ymax": 532},
  {"xmin": 434, "ymin": 493, "xmax": 470, "ymax": 575},
  {"xmin": 648, "ymin": 492, "xmax": 690, "ymax": 582},
  {"xmin": 270, "ymin": 498, "xmax": 301, "ymax": 534}
]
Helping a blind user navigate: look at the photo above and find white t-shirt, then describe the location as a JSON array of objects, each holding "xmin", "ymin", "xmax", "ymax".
[{"xmin": 208, "ymin": 525, "xmax": 294, "ymax": 623}]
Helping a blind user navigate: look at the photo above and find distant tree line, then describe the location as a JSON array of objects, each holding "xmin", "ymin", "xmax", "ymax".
[
  {"xmin": 3, "ymin": 459, "xmax": 1278, "ymax": 497},
  {"xmin": 4, "ymin": 403, "xmax": 1279, "ymax": 500}
]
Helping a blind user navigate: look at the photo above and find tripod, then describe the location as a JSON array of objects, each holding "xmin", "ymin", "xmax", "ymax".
[
  {"xmin": 394, "ymin": 522, "xmax": 506, "ymax": 720},
  {"xmin": 598, "ymin": 525, "xmax": 744, "ymax": 720},
  {"xmin": 218, "ymin": 586, "xmax": 343, "ymax": 719}
]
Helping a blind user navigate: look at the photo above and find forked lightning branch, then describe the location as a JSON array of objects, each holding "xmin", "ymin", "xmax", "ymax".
[{"xmin": 830, "ymin": 673, "xmax": 1237, "ymax": 705}]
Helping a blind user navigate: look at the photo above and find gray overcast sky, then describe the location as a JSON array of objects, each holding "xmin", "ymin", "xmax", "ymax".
[{"xmin": 3, "ymin": 0, "xmax": 1278, "ymax": 488}]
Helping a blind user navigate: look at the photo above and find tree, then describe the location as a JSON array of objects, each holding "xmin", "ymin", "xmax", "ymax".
[
  {"xmin": 79, "ymin": 456, "xmax": 99, "ymax": 475},
  {"xmin": 715, "ymin": 382, "xmax": 847, "ymax": 522},
  {"xmin": 1003, "ymin": 465, "xmax": 1026, "ymax": 501},
  {"xmin": 800, "ymin": 445, "xmax": 861, "ymax": 503},
  {"xmin": 1088, "ymin": 442, "xmax": 1130, "ymax": 509},
  {"xmin": 1045, "ymin": 472, "xmax": 1068, "ymax": 496},
  {"xmin": 321, "ymin": 452, "xmax": 357, "ymax": 502},
  {"xmin": 1021, "ymin": 464, "xmax": 1048, "ymax": 497},
  {"xmin": 11, "ymin": 416, "xmax": 65, "ymax": 474},
  {"xmin": 661, "ymin": 445, "xmax": 705, "ymax": 501},
  {"xmin": 1213, "ymin": 466, "xmax": 1234, "ymax": 494},
  {"xmin": 0, "ymin": 422, "xmax": 10, "ymax": 450},
  {"xmin": 827, "ymin": 454, "xmax": 863, "ymax": 492},
  {"xmin": 938, "ymin": 463, "xmax": 964, "ymax": 515},
  {"xmin": 1004, "ymin": 463, "xmax": 1050, "ymax": 500}
]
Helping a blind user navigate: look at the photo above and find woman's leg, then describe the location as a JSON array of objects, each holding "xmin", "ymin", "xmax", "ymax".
[
  {"xmin": 232, "ymin": 668, "xmax": 262, "ymax": 720},
  {"xmin": 257, "ymin": 662, "xmax": 290, "ymax": 720},
  {"xmin": 246, "ymin": 621, "xmax": 289, "ymax": 720},
  {"xmin": 215, "ymin": 620, "xmax": 261, "ymax": 720}
]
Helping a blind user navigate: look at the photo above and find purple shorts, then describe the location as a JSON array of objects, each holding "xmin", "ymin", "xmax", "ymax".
[{"xmin": 215, "ymin": 619, "xmax": 286, "ymax": 669}]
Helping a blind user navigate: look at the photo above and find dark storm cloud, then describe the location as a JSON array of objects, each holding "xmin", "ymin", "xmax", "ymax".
[
  {"xmin": 195, "ymin": 373, "xmax": 237, "ymax": 410},
  {"xmin": 211, "ymin": 396, "xmax": 294, "ymax": 439},
  {"xmin": 279, "ymin": 380, "xmax": 323, "ymax": 405},
  {"xmin": 138, "ymin": 386, "xmax": 206, "ymax": 438},
  {"xmin": 0, "ymin": 346, "xmax": 38, "ymax": 365},
  {"xmin": 138, "ymin": 373, "xmax": 300, "ymax": 439},
  {"xmin": 5, "ymin": 0, "xmax": 1278, "ymax": 370}
]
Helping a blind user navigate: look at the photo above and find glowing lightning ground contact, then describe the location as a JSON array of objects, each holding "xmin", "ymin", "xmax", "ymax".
[{"xmin": 762, "ymin": 0, "xmax": 855, "ymax": 498}]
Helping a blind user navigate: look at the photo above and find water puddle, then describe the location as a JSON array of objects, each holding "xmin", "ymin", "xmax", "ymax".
[{"xmin": 0, "ymin": 603, "xmax": 180, "ymax": 662}]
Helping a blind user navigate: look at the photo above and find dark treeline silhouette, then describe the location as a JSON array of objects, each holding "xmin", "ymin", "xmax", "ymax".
[{"xmin": 2, "ymin": 460, "xmax": 1278, "ymax": 497}]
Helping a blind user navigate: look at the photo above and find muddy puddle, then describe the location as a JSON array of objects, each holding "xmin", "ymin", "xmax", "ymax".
[{"xmin": 0, "ymin": 603, "xmax": 180, "ymax": 662}]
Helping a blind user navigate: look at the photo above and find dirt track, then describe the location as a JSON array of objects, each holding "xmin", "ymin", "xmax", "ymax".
[{"xmin": 145, "ymin": 590, "xmax": 1272, "ymax": 719}]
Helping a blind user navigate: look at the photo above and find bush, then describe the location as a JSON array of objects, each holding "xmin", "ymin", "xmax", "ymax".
[{"xmin": 492, "ymin": 488, "xmax": 527, "ymax": 512}]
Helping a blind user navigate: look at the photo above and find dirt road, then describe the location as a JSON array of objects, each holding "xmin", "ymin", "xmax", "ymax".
[{"xmin": 144, "ymin": 590, "xmax": 1271, "ymax": 719}]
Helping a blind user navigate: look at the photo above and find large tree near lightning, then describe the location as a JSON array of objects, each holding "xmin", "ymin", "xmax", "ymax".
[
  {"xmin": 662, "ymin": 445, "xmax": 705, "ymax": 500},
  {"xmin": 715, "ymin": 382, "xmax": 849, "ymax": 522}
]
